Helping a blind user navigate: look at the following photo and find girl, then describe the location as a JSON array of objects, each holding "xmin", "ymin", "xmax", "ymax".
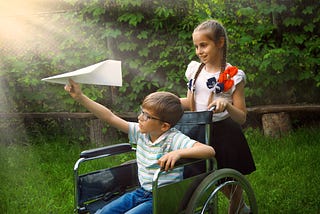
[{"xmin": 180, "ymin": 19, "xmax": 256, "ymax": 213}]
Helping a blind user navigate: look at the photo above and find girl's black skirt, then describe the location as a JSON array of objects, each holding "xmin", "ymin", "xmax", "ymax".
[{"xmin": 211, "ymin": 117, "xmax": 256, "ymax": 175}]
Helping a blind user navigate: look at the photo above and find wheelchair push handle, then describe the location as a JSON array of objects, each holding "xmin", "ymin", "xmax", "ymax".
[{"xmin": 208, "ymin": 105, "xmax": 216, "ymax": 111}]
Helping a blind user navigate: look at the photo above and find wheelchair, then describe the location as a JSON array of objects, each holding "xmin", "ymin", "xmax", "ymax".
[{"xmin": 74, "ymin": 111, "xmax": 258, "ymax": 214}]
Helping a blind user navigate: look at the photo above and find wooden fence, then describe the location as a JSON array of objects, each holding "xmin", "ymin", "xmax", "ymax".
[
  {"xmin": 247, "ymin": 104, "xmax": 320, "ymax": 137},
  {"xmin": 1, "ymin": 104, "xmax": 319, "ymax": 144}
]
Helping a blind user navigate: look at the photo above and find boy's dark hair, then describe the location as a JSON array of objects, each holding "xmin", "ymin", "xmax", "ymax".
[{"xmin": 142, "ymin": 91, "xmax": 184, "ymax": 127}]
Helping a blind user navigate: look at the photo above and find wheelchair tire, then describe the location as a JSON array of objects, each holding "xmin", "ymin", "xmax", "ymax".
[{"xmin": 186, "ymin": 168, "xmax": 258, "ymax": 214}]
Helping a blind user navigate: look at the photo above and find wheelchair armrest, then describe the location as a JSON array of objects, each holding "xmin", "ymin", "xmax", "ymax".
[
  {"xmin": 157, "ymin": 158, "xmax": 208, "ymax": 173},
  {"xmin": 153, "ymin": 158, "xmax": 213, "ymax": 189},
  {"xmin": 80, "ymin": 143, "xmax": 133, "ymax": 158},
  {"xmin": 174, "ymin": 158, "xmax": 203, "ymax": 167}
]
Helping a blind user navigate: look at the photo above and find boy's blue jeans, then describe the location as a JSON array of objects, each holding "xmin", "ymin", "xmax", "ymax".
[{"xmin": 95, "ymin": 188, "xmax": 153, "ymax": 214}]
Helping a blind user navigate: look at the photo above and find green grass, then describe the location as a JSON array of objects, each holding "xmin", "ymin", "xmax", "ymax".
[
  {"xmin": 0, "ymin": 137, "xmax": 79, "ymax": 213},
  {"xmin": 0, "ymin": 127, "xmax": 320, "ymax": 213},
  {"xmin": 245, "ymin": 127, "xmax": 320, "ymax": 213}
]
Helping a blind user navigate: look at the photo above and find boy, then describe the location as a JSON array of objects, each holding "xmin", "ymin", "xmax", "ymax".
[{"xmin": 65, "ymin": 79, "xmax": 215, "ymax": 214}]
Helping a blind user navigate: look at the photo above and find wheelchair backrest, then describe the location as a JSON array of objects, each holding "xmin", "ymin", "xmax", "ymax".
[
  {"xmin": 174, "ymin": 111, "xmax": 213, "ymax": 178},
  {"xmin": 174, "ymin": 111, "xmax": 212, "ymax": 144}
]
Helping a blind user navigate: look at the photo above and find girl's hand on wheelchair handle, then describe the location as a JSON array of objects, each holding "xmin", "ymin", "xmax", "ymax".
[{"xmin": 209, "ymin": 98, "xmax": 228, "ymax": 113}]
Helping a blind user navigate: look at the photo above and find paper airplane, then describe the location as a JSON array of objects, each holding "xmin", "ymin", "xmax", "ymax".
[{"xmin": 42, "ymin": 60, "xmax": 122, "ymax": 86}]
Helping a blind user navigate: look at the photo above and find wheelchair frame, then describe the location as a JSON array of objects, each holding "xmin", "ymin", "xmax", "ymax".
[{"xmin": 73, "ymin": 111, "xmax": 258, "ymax": 214}]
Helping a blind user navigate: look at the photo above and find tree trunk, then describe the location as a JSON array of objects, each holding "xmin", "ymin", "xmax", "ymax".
[{"xmin": 262, "ymin": 112, "xmax": 292, "ymax": 138}]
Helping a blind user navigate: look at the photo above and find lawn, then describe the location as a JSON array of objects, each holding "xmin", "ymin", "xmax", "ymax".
[
  {"xmin": 245, "ymin": 127, "xmax": 320, "ymax": 213},
  {"xmin": 0, "ymin": 126, "xmax": 319, "ymax": 213}
]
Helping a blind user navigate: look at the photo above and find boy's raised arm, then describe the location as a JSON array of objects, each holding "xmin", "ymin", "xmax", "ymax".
[{"xmin": 65, "ymin": 79, "xmax": 129, "ymax": 133}]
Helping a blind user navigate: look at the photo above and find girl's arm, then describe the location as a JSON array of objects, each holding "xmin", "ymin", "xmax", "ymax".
[
  {"xmin": 158, "ymin": 142, "xmax": 215, "ymax": 171},
  {"xmin": 65, "ymin": 79, "xmax": 129, "ymax": 133},
  {"xmin": 226, "ymin": 81, "xmax": 247, "ymax": 124},
  {"xmin": 180, "ymin": 90, "xmax": 193, "ymax": 110},
  {"xmin": 210, "ymin": 81, "xmax": 247, "ymax": 124}
]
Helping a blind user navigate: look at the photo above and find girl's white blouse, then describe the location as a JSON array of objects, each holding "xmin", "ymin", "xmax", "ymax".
[{"xmin": 185, "ymin": 61, "xmax": 246, "ymax": 122}]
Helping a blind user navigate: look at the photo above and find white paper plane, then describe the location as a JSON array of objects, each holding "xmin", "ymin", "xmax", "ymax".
[{"xmin": 42, "ymin": 60, "xmax": 122, "ymax": 86}]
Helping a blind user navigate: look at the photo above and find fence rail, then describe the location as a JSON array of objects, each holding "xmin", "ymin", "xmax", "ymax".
[
  {"xmin": 0, "ymin": 112, "xmax": 137, "ymax": 120},
  {"xmin": 1, "ymin": 104, "xmax": 319, "ymax": 119},
  {"xmin": 247, "ymin": 104, "xmax": 320, "ymax": 114},
  {"xmin": 1, "ymin": 104, "xmax": 319, "ymax": 141}
]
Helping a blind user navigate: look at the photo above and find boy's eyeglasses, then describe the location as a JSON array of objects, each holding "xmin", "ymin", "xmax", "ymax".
[{"xmin": 139, "ymin": 107, "xmax": 163, "ymax": 122}]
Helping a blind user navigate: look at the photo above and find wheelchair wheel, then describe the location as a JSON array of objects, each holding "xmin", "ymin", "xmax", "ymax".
[{"xmin": 186, "ymin": 168, "xmax": 257, "ymax": 214}]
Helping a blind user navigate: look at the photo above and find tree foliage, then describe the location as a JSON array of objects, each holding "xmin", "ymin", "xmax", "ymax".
[{"xmin": 0, "ymin": 0, "xmax": 319, "ymax": 113}]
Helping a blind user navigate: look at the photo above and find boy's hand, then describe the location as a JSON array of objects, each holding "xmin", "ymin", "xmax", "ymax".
[
  {"xmin": 64, "ymin": 79, "xmax": 82, "ymax": 100},
  {"xmin": 157, "ymin": 151, "xmax": 181, "ymax": 171}
]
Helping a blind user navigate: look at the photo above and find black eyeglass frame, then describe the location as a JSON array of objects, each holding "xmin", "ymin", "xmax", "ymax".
[{"xmin": 139, "ymin": 106, "xmax": 164, "ymax": 122}]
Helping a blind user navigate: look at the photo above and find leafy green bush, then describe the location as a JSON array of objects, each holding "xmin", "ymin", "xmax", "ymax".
[{"xmin": 0, "ymin": 0, "xmax": 319, "ymax": 114}]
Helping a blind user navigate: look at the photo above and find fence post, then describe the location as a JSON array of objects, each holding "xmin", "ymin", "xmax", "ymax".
[
  {"xmin": 89, "ymin": 119, "xmax": 108, "ymax": 146},
  {"xmin": 261, "ymin": 112, "xmax": 292, "ymax": 138}
]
